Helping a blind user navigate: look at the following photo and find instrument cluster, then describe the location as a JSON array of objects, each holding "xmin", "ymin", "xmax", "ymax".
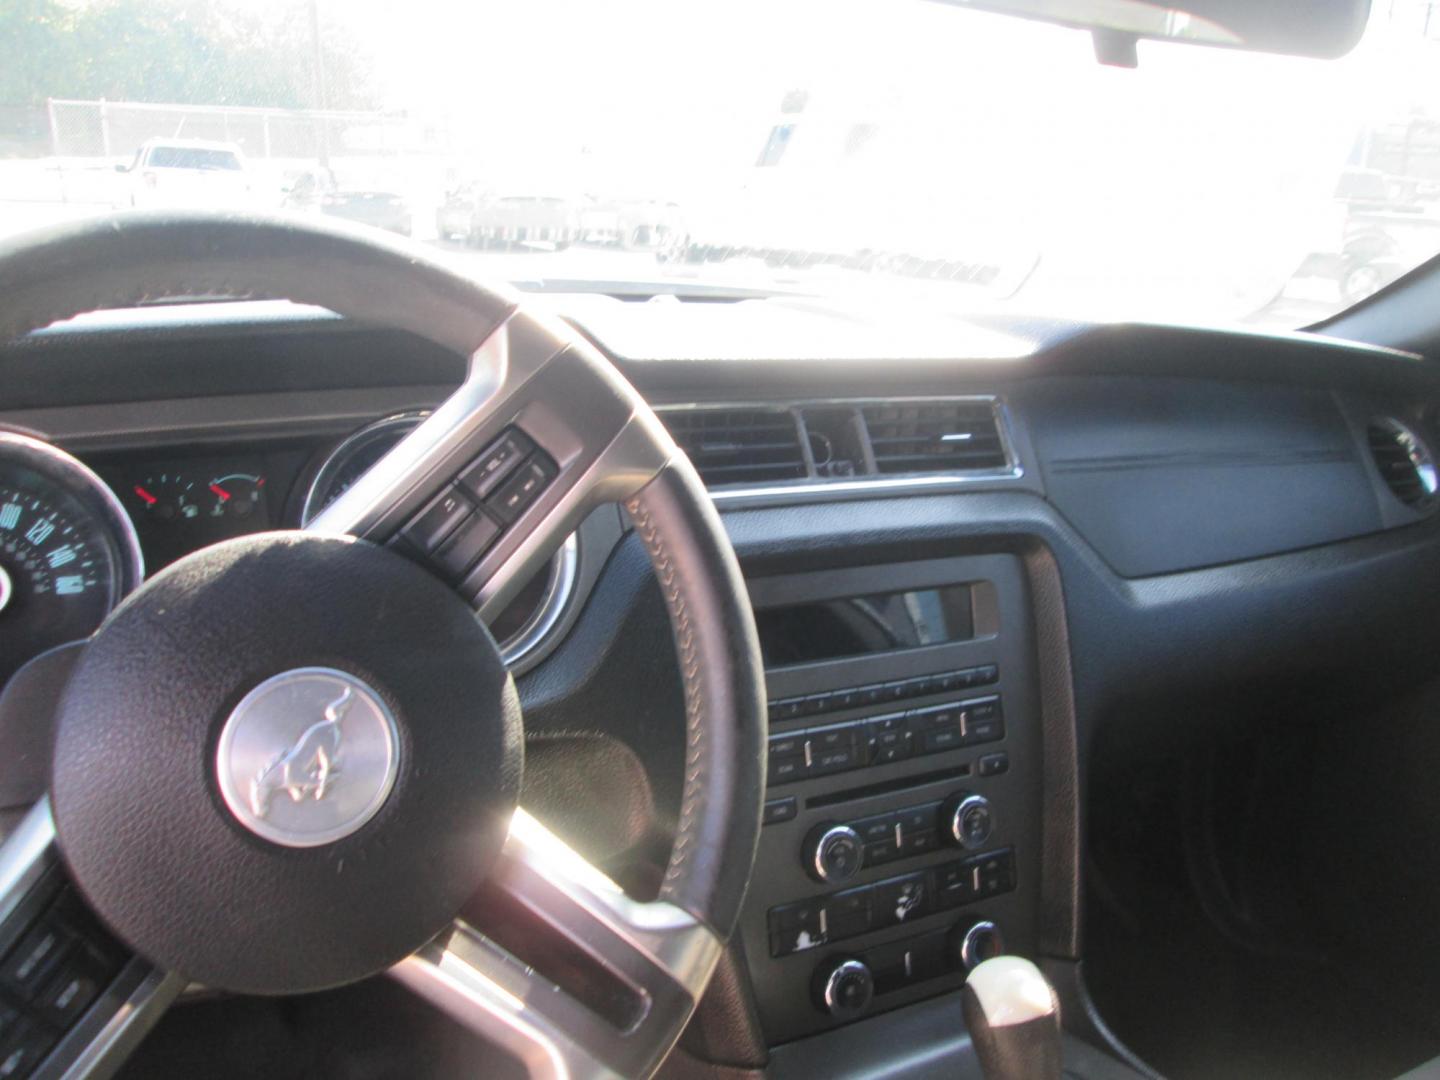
[{"xmin": 99, "ymin": 452, "xmax": 305, "ymax": 570}]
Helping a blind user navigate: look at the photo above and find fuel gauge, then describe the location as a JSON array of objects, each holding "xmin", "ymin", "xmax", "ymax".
[{"xmin": 206, "ymin": 473, "xmax": 267, "ymax": 521}]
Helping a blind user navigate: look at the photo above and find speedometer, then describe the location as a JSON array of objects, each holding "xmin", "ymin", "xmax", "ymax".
[{"xmin": 0, "ymin": 433, "xmax": 143, "ymax": 687}]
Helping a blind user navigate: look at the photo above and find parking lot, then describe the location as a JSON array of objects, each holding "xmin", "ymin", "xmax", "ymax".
[{"xmin": 0, "ymin": 155, "xmax": 1348, "ymax": 333}]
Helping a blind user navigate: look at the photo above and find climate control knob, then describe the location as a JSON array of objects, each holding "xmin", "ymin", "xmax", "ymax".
[
  {"xmin": 813, "ymin": 957, "xmax": 874, "ymax": 1019},
  {"xmin": 944, "ymin": 792, "xmax": 994, "ymax": 850},
  {"xmin": 950, "ymin": 918, "xmax": 1005, "ymax": 972},
  {"xmin": 804, "ymin": 822, "xmax": 864, "ymax": 884}
]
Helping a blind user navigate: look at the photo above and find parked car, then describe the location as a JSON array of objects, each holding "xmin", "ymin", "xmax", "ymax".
[
  {"xmin": 436, "ymin": 185, "xmax": 580, "ymax": 249},
  {"xmin": 115, "ymin": 138, "xmax": 254, "ymax": 209},
  {"xmin": 579, "ymin": 197, "xmax": 689, "ymax": 260},
  {"xmin": 283, "ymin": 168, "xmax": 412, "ymax": 236}
]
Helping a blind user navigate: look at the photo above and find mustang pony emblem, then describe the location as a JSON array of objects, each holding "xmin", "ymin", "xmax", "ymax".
[{"xmin": 249, "ymin": 686, "xmax": 353, "ymax": 818}]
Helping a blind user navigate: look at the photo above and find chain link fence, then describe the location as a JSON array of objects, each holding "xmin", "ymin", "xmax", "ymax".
[{"xmin": 44, "ymin": 98, "xmax": 422, "ymax": 163}]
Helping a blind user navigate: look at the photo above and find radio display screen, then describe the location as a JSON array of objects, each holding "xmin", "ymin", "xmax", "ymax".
[{"xmin": 755, "ymin": 584, "xmax": 974, "ymax": 667}]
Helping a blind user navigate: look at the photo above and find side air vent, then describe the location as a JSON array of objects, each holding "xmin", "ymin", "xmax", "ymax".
[
  {"xmin": 1367, "ymin": 418, "xmax": 1438, "ymax": 508},
  {"xmin": 661, "ymin": 407, "xmax": 806, "ymax": 486},
  {"xmin": 861, "ymin": 401, "xmax": 1008, "ymax": 474}
]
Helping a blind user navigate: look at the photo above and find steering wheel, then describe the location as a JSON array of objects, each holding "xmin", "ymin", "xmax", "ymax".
[{"xmin": 0, "ymin": 213, "xmax": 766, "ymax": 1079}]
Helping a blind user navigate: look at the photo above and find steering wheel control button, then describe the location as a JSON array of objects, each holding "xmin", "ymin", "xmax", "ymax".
[
  {"xmin": 0, "ymin": 1019, "xmax": 55, "ymax": 1080},
  {"xmin": 401, "ymin": 485, "xmax": 475, "ymax": 553},
  {"xmin": 485, "ymin": 453, "xmax": 557, "ymax": 524},
  {"xmin": 457, "ymin": 429, "xmax": 535, "ymax": 501},
  {"xmin": 33, "ymin": 952, "xmax": 105, "ymax": 1027},
  {"xmin": 814, "ymin": 958, "xmax": 874, "ymax": 1020},
  {"xmin": 805, "ymin": 823, "xmax": 864, "ymax": 884},
  {"xmin": 433, "ymin": 510, "xmax": 502, "ymax": 580},
  {"xmin": 0, "ymin": 923, "xmax": 68, "ymax": 998},
  {"xmin": 217, "ymin": 667, "xmax": 400, "ymax": 849}
]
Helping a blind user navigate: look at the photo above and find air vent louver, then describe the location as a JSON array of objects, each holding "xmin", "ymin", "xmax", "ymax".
[
  {"xmin": 861, "ymin": 401, "xmax": 1007, "ymax": 474},
  {"xmin": 1367, "ymin": 418, "xmax": 1438, "ymax": 508},
  {"xmin": 662, "ymin": 408, "xmax": 806, "ymax": 486}
]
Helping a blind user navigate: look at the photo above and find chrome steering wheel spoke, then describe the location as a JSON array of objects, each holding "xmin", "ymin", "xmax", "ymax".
[
  {"xmin": 305, "ymin": 309, "xmax": 675, "ymax": 621},
  {"xmin": 390, "ymin": 809, "xmax": 724, "ymax": 1080},
  {"xmin": 0, "ymin": 801, "xmax": 182, "ymax": 1080}
]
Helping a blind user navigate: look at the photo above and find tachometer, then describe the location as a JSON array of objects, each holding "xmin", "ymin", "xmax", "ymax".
[{"xmin": 0, "ymin": 433, "xmax": 143, "ymax": 687}]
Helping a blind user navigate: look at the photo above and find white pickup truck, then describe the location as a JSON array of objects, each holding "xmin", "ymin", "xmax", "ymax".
[{"xmin": 117, "ymin": 138, "xmax": 256, "ymax": 210}]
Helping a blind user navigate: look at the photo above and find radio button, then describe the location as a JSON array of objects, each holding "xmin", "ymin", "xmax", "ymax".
[
  {"xmin": 978, "ymin": 751, "xmax": 1010, "ymax": 777},
  {"xmin": 856, "ymin": 684, "xmax": 887, "ymax": 707},
  {"xmin": 920, "ymin": 727, "xmax": 963, "ymax": 754},
  {"xmin": 768, "ymin": 733, "xmax": 804, "ymax": 758},
  {"xmin": 851, "ymin": 814, "xmax": 897, "ymax": 846},
  {"xmin": 768, "ymin": 754, "xmax": 807, "ymax": 786},
  {"xmin": 908, "ymin": 702, "xmax": 963, "ymax": 731},
  {"xmin": 811, "ymin": 745, "xmax": 859, "ymax": 775},
  {"xmin": 763, "ymin": 797, "xmax": 798, "ymax": 826},
  {"xmin": 798, "ymin": 693, "xmax": 833, "ymax": 717}
]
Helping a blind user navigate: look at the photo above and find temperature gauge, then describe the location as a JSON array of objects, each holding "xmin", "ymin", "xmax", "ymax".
[
  {"xmin": 206, "ymin": 473, "xmax": 267, "ymax": 520},
  {"xmin": 131, "ymin": 474, "xmax": 200, "ymax": 522}
]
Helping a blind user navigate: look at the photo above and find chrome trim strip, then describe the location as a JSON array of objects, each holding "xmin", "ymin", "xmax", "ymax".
[
  {"xmin": 500, "ymin": 808, "xmax": 723, "ymax": 999},
  {"xmin": 0, "ymin": 798, "xmax": 56, "ymax": 927},
  {"xmin": 0, "ymin": 431, "xmax": 145, "ymax": 595},
  {"xmin": 52, "ymin": 966, "xmax": 185, "ymax": 1080},
  {"xmin": 654, "ymin": 395, "xmax": 1026, "ymax": 505},
  {"xmin": 499, "ymin": 533, "xmax": 579, "ymax": 668},
  {"xmin": 389, "ymin": 808, "xmax": 723, "ymax": 1080},
  {"xmin": 707, "ymin": 468, "xmax": 1025, "ymax": 504}
]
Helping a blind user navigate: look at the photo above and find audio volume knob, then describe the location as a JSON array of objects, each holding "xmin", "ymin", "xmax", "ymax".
[
  {"xmin": 944, "ymin": 792, "xmax": 994, "ymax": 850},
  {"xmin": 804, "ymin": 822, "xmax": 864, "ymax": 884},
  {"xmin": 949, "ymin": 918, "xmax": 1004, "ymax": 972},
  {"xmin": 813, "ymin": 957, "xmax": 874, "ymax": 1019}
]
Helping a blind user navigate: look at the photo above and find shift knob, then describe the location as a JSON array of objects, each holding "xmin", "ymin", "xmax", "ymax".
[{"xmin": 961, "ymin": 956, "xmax": 1062, "ymax": 1080}]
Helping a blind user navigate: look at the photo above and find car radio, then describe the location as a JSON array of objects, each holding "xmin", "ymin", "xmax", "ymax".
[{"xmin": 737, "ymin": 553, "xmax": 1042, "ymax": 1045}]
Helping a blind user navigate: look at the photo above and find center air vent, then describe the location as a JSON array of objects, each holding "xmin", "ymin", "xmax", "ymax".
[
  {"xmin": 1367, "ymin": 418, "xmax": 1438, "ymax": 508},
  {"xmin": 861, "ymin": 401, "xmax": 1008, "ymax": 474},
  {"xmin": 661, "ymin": 407, "xmax": 806, "ymax": 486}
]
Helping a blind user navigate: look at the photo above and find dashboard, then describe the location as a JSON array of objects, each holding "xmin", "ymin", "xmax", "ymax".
[{"xmin": 3, "ymin": 297, "xmax": 1440, "ymax": 1075}]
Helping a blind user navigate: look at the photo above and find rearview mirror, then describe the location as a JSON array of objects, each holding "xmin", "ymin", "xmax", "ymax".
[{"xmin": 933, "ymin": 0, "xmax": 1370, "ymax": 63}]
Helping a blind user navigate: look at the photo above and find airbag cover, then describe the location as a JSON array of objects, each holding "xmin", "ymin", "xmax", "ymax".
[{"xmin": 50, "ymin": 532, "xmax": 522, "ymax": 994}]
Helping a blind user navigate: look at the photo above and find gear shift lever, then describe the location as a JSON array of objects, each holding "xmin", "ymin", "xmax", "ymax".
[{"xmin": 961, "ymin": 956, "xmax": 1063, "ymax": 1080}]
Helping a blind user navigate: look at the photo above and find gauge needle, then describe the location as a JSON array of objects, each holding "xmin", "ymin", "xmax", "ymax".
[
  {"xmin": 133, "ymin": 486, "xmax": 157, "ymax": 506},
  {"xmin": 209, "ymin": 483, "xmax": 231, "ymax": 502}
]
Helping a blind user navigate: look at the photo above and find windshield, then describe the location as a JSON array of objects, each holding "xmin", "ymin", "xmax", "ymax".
[{"xmin": 3, "ymin": 0, "xmax": 1439, "ymax": 330}]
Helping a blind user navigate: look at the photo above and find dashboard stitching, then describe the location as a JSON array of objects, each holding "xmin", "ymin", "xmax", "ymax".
[{"xmin": 626, "ymin": 491, "xmax": 705, "ymax": 889}]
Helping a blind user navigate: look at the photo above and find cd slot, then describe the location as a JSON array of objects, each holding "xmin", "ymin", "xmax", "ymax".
[{"xmin": 807, "ymin": 764, "xmax": 971, "ymax": 809}]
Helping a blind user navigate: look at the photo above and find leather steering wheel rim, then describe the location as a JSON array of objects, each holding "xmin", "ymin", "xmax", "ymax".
[{"xmin": 0, "ymin": 210, "xmax": 767, "ymax": 1078}]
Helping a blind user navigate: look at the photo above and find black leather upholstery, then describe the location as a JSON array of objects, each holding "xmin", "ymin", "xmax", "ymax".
[{"xmin": 627, "ymin": 463, "xmax": 767, "ymax": 936}]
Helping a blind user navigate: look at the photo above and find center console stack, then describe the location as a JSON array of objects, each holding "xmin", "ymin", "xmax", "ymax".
[{"xmin": 738, "ymin": 553, "xmax": 1042, "ymax": 1044}]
